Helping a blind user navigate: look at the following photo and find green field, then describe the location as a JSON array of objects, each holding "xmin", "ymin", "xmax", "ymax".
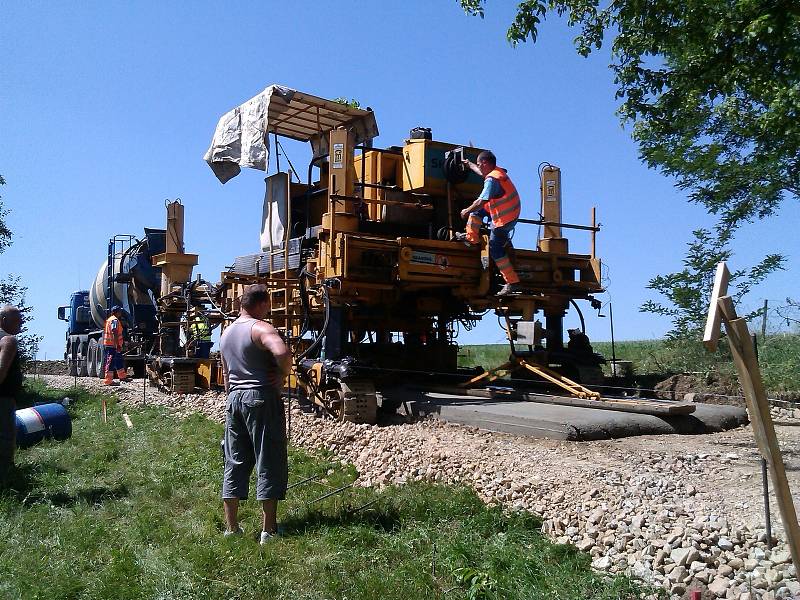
[
  {"xmin": 0, "ymin": 382, "xmax": 646, "ymax": 600},
  {"xmin": 458, "ymin": 333, "xmax": 800, "ymax": 393}
]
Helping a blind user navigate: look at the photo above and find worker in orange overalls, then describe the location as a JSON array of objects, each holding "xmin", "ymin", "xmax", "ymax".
[
  {"xmin": 103, "ymin": 305, "xmax": 129, "ymax": 385},
  {"xmin": 456, "ymin": 150, "xmax": 521, "ymax": 296}
]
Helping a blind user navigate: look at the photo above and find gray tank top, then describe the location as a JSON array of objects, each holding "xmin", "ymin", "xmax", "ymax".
[{"xmin": 220, "ymin": 318, "xmax": 277, "ymax": 390}]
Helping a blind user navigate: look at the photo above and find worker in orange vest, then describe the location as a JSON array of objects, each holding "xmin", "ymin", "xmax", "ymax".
[
  {"xmin": 103, "ymin": 305, "xmax": 129, "ymax": 385},
  {"xmin": 456, "ymin": 150, "xmax": 521, "ymax": 296}
]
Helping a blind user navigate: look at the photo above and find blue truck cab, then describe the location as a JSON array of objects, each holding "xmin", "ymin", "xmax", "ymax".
[
  {"xmin": 57, "ymin": 291, "xmax": 92, "ymax": 337},
  {"xmin": 57, "ymin": 290, "xmax": 107, "ymax": 377}
]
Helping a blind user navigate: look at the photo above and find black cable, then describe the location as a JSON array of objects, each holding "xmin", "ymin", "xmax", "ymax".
[
  {"xmin": 297, "ymin": 266, "xmax": 311, "ymax": 338},
  {"xmin": 296, "ymin": 284, "xmax": 331, "ymax": 361},
  {"xmin": 570, "ymin": 299, "xmax": 586, "ymax": 334}
]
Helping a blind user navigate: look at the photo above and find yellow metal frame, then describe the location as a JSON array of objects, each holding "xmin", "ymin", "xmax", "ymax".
[{"xmin": 461, "ymin": 356, "xmax": 601, "ymax": 400}]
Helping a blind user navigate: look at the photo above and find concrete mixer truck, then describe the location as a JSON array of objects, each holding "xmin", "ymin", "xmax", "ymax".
[{"xmin": 57, "ymin": 201, "xmax": 226, "ymax": 391}]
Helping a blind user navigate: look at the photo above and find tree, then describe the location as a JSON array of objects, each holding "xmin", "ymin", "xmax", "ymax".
[
  {"xmin": 461, "ymin": 1, "xmax": 796, "ymax": 339},
  {"xmin": 459, "ymin": 0, "xmax": 800, "ymax": 228},
  {"xmin": 640, "ymin": 227, "xmax": 784, "ymax": 339},
  {"xmin": 0, "ymin": 175, "xmax": 41, "ymax": 363}
]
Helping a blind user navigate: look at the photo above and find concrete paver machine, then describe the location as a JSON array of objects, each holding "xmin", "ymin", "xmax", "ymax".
[{"xmin": 207, "ymin": 85, "xmax": 606, "ymax": 423}]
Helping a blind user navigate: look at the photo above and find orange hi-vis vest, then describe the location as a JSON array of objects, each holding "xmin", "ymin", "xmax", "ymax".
[
  {"xmin": 103, "ymin": 315, "xmax": 123, "ymax": 349},
  {"xmin": 485, "ymin": 167, "xmax": 520, "ymax": 227}
]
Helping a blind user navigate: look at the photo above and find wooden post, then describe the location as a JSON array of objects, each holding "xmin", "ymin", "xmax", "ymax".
[
  {"xmin": 704, "ymin": 262, "xmax": 800, "ymax": 567},
  {"xmin": 702, "ymin": 262, "xmax": 730, "ymax": 353},
  {"xmin": 721, "ymin": 299, "xmax": 800, "ymax": 565}
]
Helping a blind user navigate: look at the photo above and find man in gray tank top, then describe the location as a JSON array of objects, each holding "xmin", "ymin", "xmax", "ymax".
[
  {"xmin": 0, "ymin": 305, "xmax": 23, "ymax": 480},
  {"xmin": 220, "ymin": 284, "xmax": 290, "ymax": 543}
]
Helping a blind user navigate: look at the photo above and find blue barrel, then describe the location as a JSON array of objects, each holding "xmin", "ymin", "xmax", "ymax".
[{"xmin": 15, "ymin": 403, "xmax": 72, "ymax": 449}]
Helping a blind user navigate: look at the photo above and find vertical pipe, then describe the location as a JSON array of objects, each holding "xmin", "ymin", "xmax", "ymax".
[
  {"xmin": 284, "ymin": 171, "xmax": 291, "ymax": 326},
  {"xmin": 447, "ymin": 182, "xmax": 454, "ymax": 239},
  {"xmin": 609, "ymin": 302, "xmax": 617, "ymax": 370},
  {"xmin": 329, "ymin": 175, "xmax": 337, "ymax": 272},
  {"xmin": 761, "ymin": 299, "xmax": 768, "ymax": 338},
  {"xmin": 762, "ymin": 458, "xmax": 773, "ymax": 549},
  {"xmin": 545, "ymin": 313, "xmax": 563, "ymax": 351},
  {"xmin": 106, "ymin": 238, "xmax": 114, "ymax": 319},
  {"xmin": 267, "ymin": 178, "xmax": 274, "ymax": 274},
  {"xmin": 591, "ymin": 207, "xmax": 596, "ymax": 258}
]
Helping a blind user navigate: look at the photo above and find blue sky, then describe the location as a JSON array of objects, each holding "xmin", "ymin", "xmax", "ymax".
[{"xmin": 2, "ymin": 1, "xmax": 798, "ymax": 359}]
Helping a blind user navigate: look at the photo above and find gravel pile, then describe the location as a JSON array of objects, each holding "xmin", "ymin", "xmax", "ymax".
[{"xmin": 39, "ymin": 374, "xmax": 800, "ymax": 599}]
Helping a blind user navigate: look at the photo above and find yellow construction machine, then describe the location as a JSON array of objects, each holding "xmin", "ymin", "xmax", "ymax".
[{"xmin": 206, "ymin": 85, "xmax": 606, "ymax": 423}]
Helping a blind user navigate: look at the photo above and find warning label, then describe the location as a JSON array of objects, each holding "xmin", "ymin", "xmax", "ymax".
[
  {"xmin": 410, "ymin": 251, "xmax": 436, "ymax": 265},
  {"xmin": 332, "ymin": 143, "xmax": 344, "ymax": 169}
]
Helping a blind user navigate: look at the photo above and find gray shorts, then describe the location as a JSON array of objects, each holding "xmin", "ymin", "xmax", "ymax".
[{"xmin": 222, "ymin": 388, "xmax": 287, "ymax": 501}]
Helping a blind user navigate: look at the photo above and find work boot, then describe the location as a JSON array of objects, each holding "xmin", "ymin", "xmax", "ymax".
[
  {"xmin": 103, "ymin": 378, "xmax": 119, "ymax": 386},
  {"xmin": 496, "ymin": 282, "xmax": 522, "ymax": 297},
  {"xmin": 116, "ymin": 369, "xmax": 130, "ymax": 382}
]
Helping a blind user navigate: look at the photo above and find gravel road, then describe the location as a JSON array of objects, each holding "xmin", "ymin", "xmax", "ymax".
[{"xmin": 37, "ymin": 374, "xmax": 800, "ymax": 599}]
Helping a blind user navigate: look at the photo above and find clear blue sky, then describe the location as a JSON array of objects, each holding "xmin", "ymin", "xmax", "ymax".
[{"xmin": 2, "ymin": 2, "xmax": 798, "ymax": 359}]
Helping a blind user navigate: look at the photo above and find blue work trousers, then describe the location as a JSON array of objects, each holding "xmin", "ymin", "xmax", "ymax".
[{"xmin": 470, "ymin": 208, "xmax": 516, "ymax": 260}]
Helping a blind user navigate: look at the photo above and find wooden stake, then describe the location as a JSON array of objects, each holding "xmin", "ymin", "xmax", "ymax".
[
  {"xmin": 703, "ymin": 262, "xmax": 730, "ymax": 352},
  {"xmin": 717, "ymin": 295, "xmax": 800, "ymax": 566},
  {"xmin": 704, "ymin": 262, "xmax": 800, "ymax": 566}
]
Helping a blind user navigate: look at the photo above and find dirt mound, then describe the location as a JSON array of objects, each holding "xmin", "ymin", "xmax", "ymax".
[
  {"xmin": 654, "ymin": 372, "xmax": 745, "ymax": 406},
  {"xmin": 25, "ymin": 360, "xmax": 68, "ymax": 376}
]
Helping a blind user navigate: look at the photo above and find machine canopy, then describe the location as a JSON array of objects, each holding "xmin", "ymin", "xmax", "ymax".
[{"xmin": 204, "ymin": 84, "xmax": 379, "ymax": 184}]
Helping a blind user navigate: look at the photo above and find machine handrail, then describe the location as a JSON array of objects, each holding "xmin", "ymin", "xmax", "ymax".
[{"xmin": 516, "ymin": 218, "xmax": 600, "ymax": 233}]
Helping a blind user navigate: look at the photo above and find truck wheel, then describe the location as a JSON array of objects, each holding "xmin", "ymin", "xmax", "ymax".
[
  {"xmin": 78, "ymin": 342, "xmax": 89, "ymax": 377},
  {"xmin": 87, "ymin": 340, "xmax": 97, "ymax": 377},
  {"xmin": 91, "ymin": 339, "xmax": 105, "ymax": 378},
  {"xmin": 67, "ymin": 341, "xmax": 78, "ymax": 376}
]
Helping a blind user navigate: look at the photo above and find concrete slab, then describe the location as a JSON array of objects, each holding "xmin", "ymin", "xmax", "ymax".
[{"xmin": 379, "ymin": 387, "xmax": 748, "ymax": 440}]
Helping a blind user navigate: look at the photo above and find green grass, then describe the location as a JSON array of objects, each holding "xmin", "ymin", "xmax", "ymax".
[
  {"xmin": 458, "ymin": 332, "xmax": 800, "ymax": 393},
  {"xmin": 0, "ymin": 381, "xmax": 648, "ymax": 600}
]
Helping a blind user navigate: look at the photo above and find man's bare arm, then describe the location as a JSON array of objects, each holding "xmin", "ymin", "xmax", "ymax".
[
  {"xmin": 0, "ymin": 335, "xmax": 18, "ymax": 385},
  {"xmin": 460, "ymin": 198, "xmax": 486, "ymax": 220},
  {"xmin": 463, "ymin": 159, "xmax": 482, "ymax": 177},
  {"xmin": 252, "ymin": 321, "xmax": 291, "ymax": 379},
  {"xmin": 220, "ymin": 352, "xmax": 229, "ymax": 395}
]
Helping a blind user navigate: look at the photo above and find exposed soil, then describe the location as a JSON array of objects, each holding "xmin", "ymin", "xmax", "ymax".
[{"xmin": 25, "ymin": 360, "xmax": 68, "ymax": 376}]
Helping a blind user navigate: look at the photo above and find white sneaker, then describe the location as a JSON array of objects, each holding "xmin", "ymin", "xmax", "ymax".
[
  {"xmin": 260, "ymin": 530, "xmax": 276, "ymax": 544},
  {"xmin": 224, "ymin": 526, "xmax": 243, "ymax": 538},
  {"xmin": 260, "ymin": 527, "xmax": 284, "ymax": 544}
]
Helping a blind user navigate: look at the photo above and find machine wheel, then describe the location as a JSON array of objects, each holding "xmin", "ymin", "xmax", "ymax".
[
  {"xmin": 323, "ymin": 380, "xmax": 377, "ymax": 424},
  {"xmin": 67, "ymin": 342, "xmax": 78, "ymax": 376},
  {"xmin": 92, "ymin": 339, "xmax": 105, "ymax": 378},
  {"xmin": 87, "ymin": 339, "xmax": 98, "ymax": 377},
  {"xmin": 77, "ymin": 342, "xmax": 89, "ymax": 377}
]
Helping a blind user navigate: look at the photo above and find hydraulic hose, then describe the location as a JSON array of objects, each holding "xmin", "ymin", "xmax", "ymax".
[
  {"xmin": 570, "ymin": 299, "xmax": 586, "ymax": 334},
  {"xmin": 295, "ymin": 283, "xmax": 331, "ymax": 361}
]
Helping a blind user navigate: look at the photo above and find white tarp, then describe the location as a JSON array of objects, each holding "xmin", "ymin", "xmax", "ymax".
[
  {"xmin": 204, "ymin": 84, "xmax": 379, "ymax": 184},
  {"xmin": 260, "ymin": 173, "xmax": 289, "ymax": 251}
]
